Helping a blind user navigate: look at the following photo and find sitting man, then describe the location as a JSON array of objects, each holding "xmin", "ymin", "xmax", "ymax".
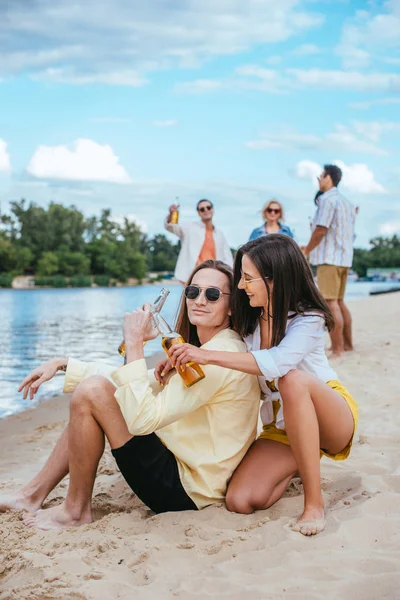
[{"xmin": 0, "ymin": 260, "xmax": 260, "ymax": 530}]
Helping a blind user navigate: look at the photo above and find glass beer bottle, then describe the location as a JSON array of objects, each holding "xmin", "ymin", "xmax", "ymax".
[
  {"xmin": 155, "ymin": 313, "xmax": 205, "ymax": 388},
  {"xmin": 118, "ymin": 287, "xmax": 170, "ymax": 358},
  {"xmin": 170, "ymin": 204, "xmax": 179, "ymax": 224}
]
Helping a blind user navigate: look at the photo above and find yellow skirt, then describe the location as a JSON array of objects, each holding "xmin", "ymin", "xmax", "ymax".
[{"xmin": 258, "ymin": 380, "xmax": 358, "ymax": 461}]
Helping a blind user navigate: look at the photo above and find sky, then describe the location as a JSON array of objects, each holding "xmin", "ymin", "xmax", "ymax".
[{"xmin": 0, "ymin": 0, "xmax": 400, "ymax": 249}]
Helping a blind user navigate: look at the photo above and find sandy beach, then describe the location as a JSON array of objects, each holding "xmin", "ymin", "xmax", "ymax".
[{"xmin": 1, "ymin": 292, "xmax": 399, "ymax": 600}]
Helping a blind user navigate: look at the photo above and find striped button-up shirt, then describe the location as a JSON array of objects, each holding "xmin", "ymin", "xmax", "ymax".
[{"xmin": 309, "ymin": 187, "xmax": 355, "ymax": 268}]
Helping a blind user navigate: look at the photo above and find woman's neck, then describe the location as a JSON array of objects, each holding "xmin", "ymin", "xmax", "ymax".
[{"xmin": 265, "ymin": 221, "xmax": 280, "ymax": 233}]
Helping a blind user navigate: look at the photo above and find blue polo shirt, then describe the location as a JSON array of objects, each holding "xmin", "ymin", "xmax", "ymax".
[{"xmin": 248, "ymin": 223, "xmax": 294, "ymax": 241}]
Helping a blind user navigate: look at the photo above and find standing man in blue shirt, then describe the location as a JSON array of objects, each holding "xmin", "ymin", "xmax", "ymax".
[{"xmin": 302, "ymin": 165, "xmax": 356, "ymax": 358}]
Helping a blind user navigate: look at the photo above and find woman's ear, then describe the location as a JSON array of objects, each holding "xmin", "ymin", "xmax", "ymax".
[{"xmin": 228, "ymin": 308, "xmax": 232, "ymax": 317}]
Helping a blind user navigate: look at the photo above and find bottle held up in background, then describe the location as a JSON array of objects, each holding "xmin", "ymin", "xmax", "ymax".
[
  {"xmin": 156, "ymin": 313, "xmax": 205, "ymax": 388},
  {"xmin": 118, "ymin": 287, "xmax": 170, "ymax": 357},
  {"xmin": 170, "ymin": 197, "xmax": 180, "ymax": 224}
]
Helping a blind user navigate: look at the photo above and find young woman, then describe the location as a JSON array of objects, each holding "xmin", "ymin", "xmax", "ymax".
[
  {"xmin": 248, "ymin": 199, "xmax": 293, "ymax": 241},
  {"xmin": 166, "ymin": 235, "xmax": 358, "ymax": 536},
  {"xmin": 1, "ymin": 261, "xmax": 260, "ymax": 529}
]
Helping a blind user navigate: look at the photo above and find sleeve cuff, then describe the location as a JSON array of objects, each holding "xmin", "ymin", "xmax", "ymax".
[
  {"xmin": 111, "ymin": 358, "xmax": 148, "ymax": 387},
  {"xmin": 63, "ymin": 357, "xmax": 88, "ymax": 393},
  {"xmin": 251, "ymin": 349, "xmax": 280, "ymax": 380}
]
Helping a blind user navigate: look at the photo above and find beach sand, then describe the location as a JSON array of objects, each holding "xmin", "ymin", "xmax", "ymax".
[{"xmin": 1, "ymin": 293, "xmax": 399, "ymax": 600}]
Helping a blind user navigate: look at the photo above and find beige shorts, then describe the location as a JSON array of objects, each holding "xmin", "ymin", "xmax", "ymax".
[{"xmin": 317, "ymin": 264, "xmax": 349, "ymax": 300}]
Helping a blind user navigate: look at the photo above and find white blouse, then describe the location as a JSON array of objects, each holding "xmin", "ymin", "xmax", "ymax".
[{"xmin": 245, "ymin": 313, "xmax": 337, "ymax": 430}]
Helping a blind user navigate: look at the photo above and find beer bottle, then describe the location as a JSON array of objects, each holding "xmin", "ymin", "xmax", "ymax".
[
  {"xmin": 118, "ymin": 287, "xmax": 170, "ymax": 357},
  {"xmin": 170, "ymin": 205, "xmax": 179, "ymax": 224},
  {"xmin": 155, "ymin": 313, "xmax": 205, "ymax": 388}
]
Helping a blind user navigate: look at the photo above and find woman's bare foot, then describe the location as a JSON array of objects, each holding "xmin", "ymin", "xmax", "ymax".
[
  {"xmin": 0, "ymin": 491, "xmax": 43, "ymax": 513},
  {"xmin": 291, "ymin": 506, "xmax": 326, "ymax": 536},
  {"xmin": 22, "ymin": 502, "xmax": 93, "ymax": 531}
]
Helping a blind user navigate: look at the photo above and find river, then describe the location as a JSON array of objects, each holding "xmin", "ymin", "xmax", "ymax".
[{"xmin": 0, "ymin": 281, "xmax": 398, "ymax": 418}]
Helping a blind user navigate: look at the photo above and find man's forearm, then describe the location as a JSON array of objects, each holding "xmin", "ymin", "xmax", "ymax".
[
  {"xmin": 304, "ymin": 227, "xmax": 327, "ymax": 255},
  {"xmin": 125, "ymin": 340, "xmax": 145, "ymax": 364}
]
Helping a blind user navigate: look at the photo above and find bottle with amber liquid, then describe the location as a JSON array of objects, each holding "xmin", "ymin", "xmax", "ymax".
[
  {"xmin": 170, "ymin": 199, "xmax": 179, "ymax": 224},
  {"xmin": 155, "ymin": 313, "xmax": 205, "ymax": 388},
  {"xmin": 118, "ymin": 287, "xmax": 170, "ymax": 358}
]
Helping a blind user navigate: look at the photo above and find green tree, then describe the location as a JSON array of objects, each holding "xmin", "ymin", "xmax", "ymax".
[{"xmin": 37, "ymin": 251, "xmax": 59, "ymax": 276}]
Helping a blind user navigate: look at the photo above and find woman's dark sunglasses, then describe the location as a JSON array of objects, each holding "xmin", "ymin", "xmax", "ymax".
[
  {"xmin": 184, "ymin": 285, "xmax": 230, "ymax": 302},
  {"xmin": 198, "ymin": 205, "xmax": 213, "ymax": 213},
  {"xmin": 266, "ymin": 208, "xmax": 280, "ymax": 214}
]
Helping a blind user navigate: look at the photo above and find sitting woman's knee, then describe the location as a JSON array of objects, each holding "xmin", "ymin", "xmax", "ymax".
[
  {"xmin": 279, "ymin": 369, "xmax": 307, "ymax": 391},
  {"xmin": 225, "ymin": 488, "xmax": 266, "ymax": 515}
]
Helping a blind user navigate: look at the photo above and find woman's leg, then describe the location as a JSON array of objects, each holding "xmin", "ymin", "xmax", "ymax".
[
  {"xmin": 279, "ymin": 369, "xmax": 354, "ymax": 535},
  {"xmin": 24, "ymin": 376, "xmax": 132, "ymax": 530},
  {"xmin": 226, "ymin": 439, "xmax": 297, "ymax": 514}
]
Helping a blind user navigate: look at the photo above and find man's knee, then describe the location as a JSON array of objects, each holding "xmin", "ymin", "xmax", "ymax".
[{"xmin": 72, "ymin": 376, "xmax": 115, "ymax": 411}]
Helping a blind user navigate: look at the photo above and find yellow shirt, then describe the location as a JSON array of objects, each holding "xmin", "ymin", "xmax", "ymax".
[{"xmin": 63, "ymin": 329, "xmax": 260, "ymax": 509}]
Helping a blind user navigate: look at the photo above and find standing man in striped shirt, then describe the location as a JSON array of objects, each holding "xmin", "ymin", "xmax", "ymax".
[{"xmin": 302, "ymin": 164, "xmax": 356, "ymax": 358}]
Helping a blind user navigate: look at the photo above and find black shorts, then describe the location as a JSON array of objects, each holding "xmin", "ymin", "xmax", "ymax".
[{"xmin": 111, "ymin": 433, "xmax": 197, "ymax": 514}]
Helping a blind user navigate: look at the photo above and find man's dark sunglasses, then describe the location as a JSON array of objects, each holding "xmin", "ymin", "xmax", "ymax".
[
  {"xmin": 198, "ymin": 205, "xmax": 213, "ymax": 213},
  {"xmin": 184, "ymin": 285, "xmax": 230, "ymax": 302}
]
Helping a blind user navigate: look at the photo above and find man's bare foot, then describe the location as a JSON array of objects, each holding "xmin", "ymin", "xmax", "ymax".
[
  {"xmin": 344, "ymin": 345, "xmax": 354, "ymax": 352},
  {"xmin": 22, "ymin": 502, "xmax": 93, "ymax": 530},
  {"xmin": 0, "ymin": 491, "xmax": 43, "ymax": 513},
  {"xmin": 290, "ymin": 506, "xmax": 326, "ymax": 536},
  {"xmin": 327, "ymin": 351, "xmax": 344, "ymax": 360}
]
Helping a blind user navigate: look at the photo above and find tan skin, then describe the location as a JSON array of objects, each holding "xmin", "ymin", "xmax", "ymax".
[{"xmin": 165, "ymin": 254, "xmax": 355, "ymax": 536}]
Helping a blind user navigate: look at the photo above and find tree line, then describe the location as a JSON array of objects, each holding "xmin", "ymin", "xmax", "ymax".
[
  {"xmin": 1, "ymin": 200, "xmax": 399, "ymax": 287},
  {"xmin": 0, "ymin": 200, "xmax": 180, "ymax": 285}
]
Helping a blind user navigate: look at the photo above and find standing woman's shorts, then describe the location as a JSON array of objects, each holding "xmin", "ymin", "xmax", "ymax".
[{"xmin": 258, "ymin": 380, "xmax": 358, "ymax": 461}]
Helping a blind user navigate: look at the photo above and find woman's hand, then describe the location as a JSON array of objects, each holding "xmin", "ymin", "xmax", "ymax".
[
  {"xmin": 154, "ymin": 357, "xmax": 175, "ymax": 385},
  {"xmin": 18, "ymin": 358, "xmax": 67, "ymax": 400},
  {"xmin": 168, "ymin": 343, "xmax": 210, "ymax": 373}
]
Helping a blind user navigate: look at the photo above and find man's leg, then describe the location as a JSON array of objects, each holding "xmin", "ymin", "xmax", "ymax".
[
  {"xmin": 338, "ymin": 299, "xmax": 353, "ymax": 351},
  {"xmin": 326, "ymin": 300, "xmax": 344, "ymax": 357},
  {"xmin": 23, "ymin": 376, "xmax": 132, "ymax": 530},
  {"xmin": 0, "ymin": 426, "xmax": 69, "ymax": 513}
]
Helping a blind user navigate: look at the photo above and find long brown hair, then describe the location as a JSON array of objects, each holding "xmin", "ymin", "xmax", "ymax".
[
  {"xmin": 174, "ymin": 260, "xmax": 234, "ymax": 346},
  {"xmin": 232, "ymin": 234, "xmax": 334, "ymax": 346}
]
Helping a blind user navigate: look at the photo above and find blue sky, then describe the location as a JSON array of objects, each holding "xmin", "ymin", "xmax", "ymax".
[{"xmin": 1, "ymin": 0, "xmax": 399, "ymax": 249}]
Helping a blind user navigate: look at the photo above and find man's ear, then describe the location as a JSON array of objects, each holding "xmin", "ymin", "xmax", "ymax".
[{"xmin": 228, "ymin": 309, "xmax": 232, "ymax": 316}]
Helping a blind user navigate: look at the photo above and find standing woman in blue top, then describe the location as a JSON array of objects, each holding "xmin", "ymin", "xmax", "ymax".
[{"xmin": 249, "ymin": 199, "xmax": 293, "ymax": 241}]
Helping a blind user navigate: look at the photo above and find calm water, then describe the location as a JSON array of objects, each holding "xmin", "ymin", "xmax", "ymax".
[{"xmin": 0, "ymin": 281, "xmax": 398, "ymax": 419}]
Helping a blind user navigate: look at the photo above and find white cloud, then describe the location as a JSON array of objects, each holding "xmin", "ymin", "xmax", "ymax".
[
  {"xmin": 295, "ymin": 159, "xmax": 387, "ymax": 194},
  {"xmin": 27, "ymin": 138, "xmax": 131, "ymax": 184},
  {"xmin": 352, "ymin": 120, "xmax": 400, "ymax": 142},
  {"xmin": 0, "ymin": 0, "xmax": 324, "ymax": 83},
  {"xmin": 336, "ymin": 2, "xmax": 400, "ymax": 68},
  {"xmin": 32, "ymin": 67, "xmax": 148, "ymax": 87},
  {"xmin": 153, "ymin": 120, "xmax": 178, "ymax": 127},
  {"xmin": 286, "ymin": 68, "xmax": 400, "ymax": 92},
  {"xmin": 292, "ymin": 43, "xmax": 320, "ymax": 56},
  {"xmin": 246, "ymin": 123, "xmax": 388, "ymax": 156},
  {"xmin": 349, "ymin": 97, "xmax": 400, "ymax": 110},
  {"xmin": 0, "ymin": 139, "xmax": 11, "ymax": 173},
  {"xmin": 174, "ymin": 79, "xmax": 223, "ymax": 94},
  {"xmin": 379, "ymin": 221, "xmax": 400, "ymax": 236}
]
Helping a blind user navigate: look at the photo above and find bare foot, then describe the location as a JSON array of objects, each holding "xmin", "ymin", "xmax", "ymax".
[
  {"xmin": 327, "ymin": 351, "xmax": 344, "ymax": 360},
  {"xmin": 0, "ymin": 491, "xmax": 43, "ymax": 513},
  {"xmin": 22, "ymin": 502, "xmax": 93, "ymax": 530},
  {"xmin": 344, "ymin": 345, "xmax": 354, "ymax": 352},
  {"xmin": 291, "ymin": 507, "xmax": 326, "ymax": 536}
]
